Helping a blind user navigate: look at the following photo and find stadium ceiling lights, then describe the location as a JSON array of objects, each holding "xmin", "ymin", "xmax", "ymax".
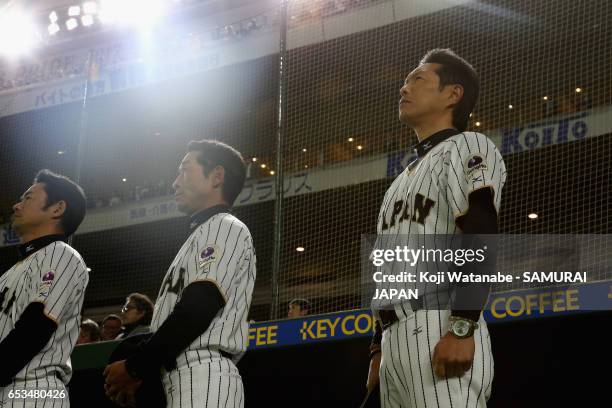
[
  {"xmin": 528, "ymin": 213, "xmax": 538, "ymax": 219},
  {"xmin": 66, "ymin": 18, "xmax": 79, "ymax": 31},
  {"xmin": 99, "ymin": 0, "xmax": 166, "ymax": 26},
  {"xmin": 0, "ymin": 8, "xmax": 40, "ymax": 56}
]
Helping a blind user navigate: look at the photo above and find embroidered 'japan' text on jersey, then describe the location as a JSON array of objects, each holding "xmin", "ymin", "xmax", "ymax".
[{"xmin": 378, "ymin": 132, "xmax": 506, "ymax": 235}]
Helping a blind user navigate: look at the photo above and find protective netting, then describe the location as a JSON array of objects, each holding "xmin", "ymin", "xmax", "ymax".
[{"xmin": 0, "ymin": 0, "xmax": 610, "ymax": 322}]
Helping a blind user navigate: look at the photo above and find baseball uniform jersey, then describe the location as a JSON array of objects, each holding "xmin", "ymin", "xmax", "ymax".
[
  {"xmin": 374, "ymin": 129, "xmax": 506, "ymax": 408},
  {"xmin": 150, "ymin": 205, "xmax": 255, "ymax": 408},
  {"xmin": 0, "ymin": 236, "xmax": 89, "ymax": 407}
]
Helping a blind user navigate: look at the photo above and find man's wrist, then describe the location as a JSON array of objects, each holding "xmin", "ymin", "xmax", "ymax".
[
  {"xmin": 369, "ymin": 344, "xmax": 381, "ymax": 360},
  {"xmin": 448, "ymin": 315, "xmax": 479, "ymax": 339}
]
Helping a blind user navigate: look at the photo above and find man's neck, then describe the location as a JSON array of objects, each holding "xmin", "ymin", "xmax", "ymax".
[
  {"xmin": 414, "ymin": 121, "xmax": 456, "ymax": 142},
  {"xmin": 19, "ymin": 227, "xmax": 62, "ymax": 244},
  {"xmin": 191, "ymin": 199, "xmax": 229, "ymax": 216}
]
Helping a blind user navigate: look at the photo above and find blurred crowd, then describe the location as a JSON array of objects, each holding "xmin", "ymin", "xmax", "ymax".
[
  {"xmin": 86, "ymin": 179, "xmax": 174, "ymax": 209},
  {"xmin": 0, "ymin": 0, "xmax": 380, "ymax": 93},
  {"xmin": 77, "ymin": 296, "xmax": 311, "ymax": 346}
]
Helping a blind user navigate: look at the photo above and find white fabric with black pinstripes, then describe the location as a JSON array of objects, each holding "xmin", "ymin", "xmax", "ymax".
[
  {"xmin": 0, "ymin": 241, "xmax": 89, "ymax": 407},
  {"xmin": 150, "ymin": 211, "xmax": 255, "ymax": 408},
  {"xmin": 374, "ymin": 131, "xmax": 506, "ymax": 408}
]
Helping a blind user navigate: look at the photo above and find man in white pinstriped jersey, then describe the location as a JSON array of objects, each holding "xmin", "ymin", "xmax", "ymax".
[
  {"xmin": 0, "ymin": 170, "xmax": 89, "ymax": 407},
  {"xmin": 104, "ymin": 140, "xmax": 256, "ymax": 408},
  {"xmin": 365, "ymin": 49, "xmax": 507, "ymax": 407}
]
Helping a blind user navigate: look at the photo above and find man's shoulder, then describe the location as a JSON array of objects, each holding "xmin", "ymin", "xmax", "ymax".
[
  {"xmin": 443, "ymin": 131, "xmax": 500, "ymax": 155},
  {"xmin": 197, "ymin": 212, "xmax": 252, "ymax": 239},
  {"xmin": 38, "ymin": 240, "xmax": 85, "ymax": 265}
]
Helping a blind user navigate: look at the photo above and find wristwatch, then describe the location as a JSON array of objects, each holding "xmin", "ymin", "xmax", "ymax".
[{"xmin": 448, "ymin": 316, "xmax": 479, "ymax": 339}]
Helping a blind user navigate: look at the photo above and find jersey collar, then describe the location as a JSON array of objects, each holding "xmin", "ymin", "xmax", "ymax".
[
  {"xmin": 17, "ymin": 234, "xmax": 66, "ymax": 260},
  {"xmin": 413, "ymin": 128, "xmax": 459, "ymax": 158},
  {"xmin": 189, "ymin": 204, "xmax": 231, "ymax": 231}
]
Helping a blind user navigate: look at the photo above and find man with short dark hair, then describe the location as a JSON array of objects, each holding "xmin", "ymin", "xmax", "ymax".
[
  {"xmin": 101, "ymin": 314, "xmax": 124, "ymax": 341},
  {"xmin": 0, "ymin": 169, "xmax": 89, "ymax": 407},
  {"xmin": 77, "ymin": 319, "xmax": 101, "ymax": 345},
  {"xmin": 366, "ymin": 49, "xmax": 505, "ymax": 407},
  {"xmin": 104, "ymin": 140, "xmax": 256, "ymax": 408},
  {"xmin": 288, "ymin": 298, "xmax": 311, "ymax": 318}
]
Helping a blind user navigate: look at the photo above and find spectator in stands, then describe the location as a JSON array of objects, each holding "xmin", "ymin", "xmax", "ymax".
[
  {"xmin": 288, "ymin": 298, "xmax": 311, "ymax": 318},
  {"xmin": 100, "ymin": 314, "xmax": 123, "ymax": 341},
  {"xmin": 117, "ymin": 293, "xmax": 154, "ymax": 339},
  {"xmin": 77, "ymin": 319, "xmax": 101, "ymax": 345}
]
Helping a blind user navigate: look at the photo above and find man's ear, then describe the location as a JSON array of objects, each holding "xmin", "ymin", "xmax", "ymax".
[
  {"xmin": 446, "ymin": 84, "xmax": 464, "ymax": 109},
  {"xmin": 212, "ymin": 165, "xmax": 226, "ymax": 188},
  {"xmin": 50, "ymin": 200, "xmax": 66, "ymax": 219}
]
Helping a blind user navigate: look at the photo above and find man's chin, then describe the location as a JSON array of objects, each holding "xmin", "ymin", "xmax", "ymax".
[
  {"xmin": 398, "ymin": 111, "xmax": 414, "ymax": 125},
  {"xmin": 176, "ymin": 203, "xmax": 192, "ymax": 214}
]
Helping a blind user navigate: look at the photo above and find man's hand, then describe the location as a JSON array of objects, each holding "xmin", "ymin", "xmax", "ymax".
[
  {"xmin": 432, "ymin": 332, "xmax": 475, "ymax": 378},
  {"xmin": 366, "ymin": 349, "xmax": 381, "ymax": 392},
  {"xmin": 103, "ymin": 360, "xmax": 142, "ymax": 407}
]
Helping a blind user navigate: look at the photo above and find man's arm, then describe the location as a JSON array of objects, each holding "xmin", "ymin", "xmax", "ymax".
[
  {"xmin": 432, "ymin": 187, "xmax": 499, "ymax": 378},
  {"xmin": 0, "ymin": 302, "xmax": 57, "ymax": 386},
  {"xmin": 124, "ymin": 280, "xmax": 225, "ymax": 379},
  {"xmin": 366, "ymin": 320, "xmax": 383, "ymax": 392},
  {"xmin": 451, "ymin": 187, "xmax": 499, "ymax": 322}
]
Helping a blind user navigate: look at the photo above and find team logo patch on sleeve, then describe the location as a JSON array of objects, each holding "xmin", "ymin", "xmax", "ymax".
[
  {"xmin": 199, "ymin": 245, "xmax": 219, "ymax": 267},
  {"xmin": 465, "ymin": 154, "xmax": 487, "ymax": 177},
  {"xmin": 37, "ymin": 271, "xmax": 55, "ymax": 298}
]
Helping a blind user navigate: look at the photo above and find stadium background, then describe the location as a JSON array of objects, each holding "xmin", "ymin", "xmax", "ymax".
[{"xmin": 1, "ymin": 0, "xmax": 611, "ymax": 406}]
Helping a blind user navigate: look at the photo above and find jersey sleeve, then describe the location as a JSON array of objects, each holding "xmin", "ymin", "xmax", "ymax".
[
  {"xmin": 440, "ymin": 132, "xmax": 507, "ymax": 220},
  {"xmin": 28, "ymin": 242, "xmax": 88, "ymax": 323},
  {"xmin": 189, "ymin": 216, "xmax": 251, "ymax": 301}
]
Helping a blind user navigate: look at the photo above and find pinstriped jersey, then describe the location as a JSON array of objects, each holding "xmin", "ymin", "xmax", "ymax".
[
  {"xmin": 150, "ymin": 212, "xmax": 256, "ymax": 368},
  {"xmin": 373, "ymin": 130, "xmax": 506, "ymax": 311},
  {"xmin": 0, "ymin": 241, "xmax": 89, "ymax": 383}
]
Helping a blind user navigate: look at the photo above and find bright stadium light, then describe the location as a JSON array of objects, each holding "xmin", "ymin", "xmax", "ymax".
[
  {"xmin": 49, "ymin": 11, "xmax": 58, "ymax": 23},
  {"xmin": 68, "ymin": 6, "xmax": 81, "ymax": 17},
  {"xmin": 48, "ymin": 23, "xmax": 61, "ymax": 35},
  {"xmin": 528, "ymin": 213, "xmax": 538, "ymax": 219},
  {"xmin": 0, "ymin": 9, "xmax": 41, "ymax": 56},
  {"xmin": 81, "ymin": 15, "xmax": 95, "ymax": 27},
  {"xmin": 66, "ymin": 18, "xmax": 79, "ymax": 30},
  {"xmin": 100, "ymin": 0, "xmax": 166, "ymax": 26}
]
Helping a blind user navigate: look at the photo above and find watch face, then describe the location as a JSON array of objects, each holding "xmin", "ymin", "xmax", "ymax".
[{"xmin": 454, "ymin": 320, "xmax": 470, "ymax": 336}]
